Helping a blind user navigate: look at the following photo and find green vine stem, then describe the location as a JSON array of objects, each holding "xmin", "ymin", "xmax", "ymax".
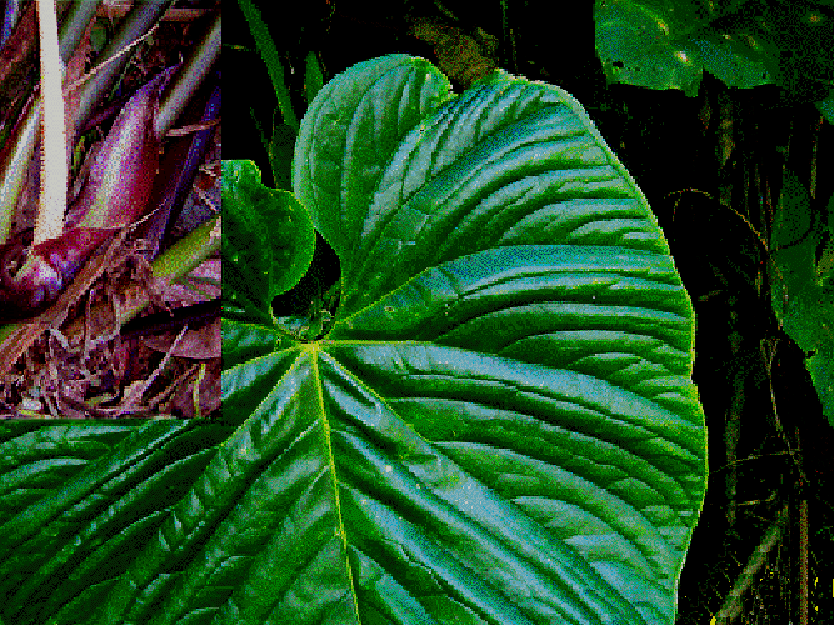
[{"xmin": 110, "ymin": 211, "xmax": 221, "ymax": 329}]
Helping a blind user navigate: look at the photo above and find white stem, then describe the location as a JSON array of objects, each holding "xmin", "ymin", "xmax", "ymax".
[{"xmin": 34, "ymin": 0, "xmax": 66, "ymax": 246}]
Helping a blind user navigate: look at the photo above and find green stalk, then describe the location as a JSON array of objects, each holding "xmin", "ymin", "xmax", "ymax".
[
  {"xmin": 237, "ymin": 0, "xmax": 297, "ymax": 132},
  {"xmin": 107, "ymin": 212, "xmax": 220, "ymax": 329}
]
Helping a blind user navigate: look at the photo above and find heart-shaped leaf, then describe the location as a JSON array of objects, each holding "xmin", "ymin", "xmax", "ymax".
[{"xmin": 223, "ymin": 54, "xmax": 707, "ymax": 624}]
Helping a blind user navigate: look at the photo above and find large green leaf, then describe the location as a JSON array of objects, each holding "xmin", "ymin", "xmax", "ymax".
[
  {"xmin": 229, "ymin": 54, "xmax": 707, "ymax": 624},
  {"xmin": 0, "ymin": 421, "xmax": 234, "ymax": 625}
]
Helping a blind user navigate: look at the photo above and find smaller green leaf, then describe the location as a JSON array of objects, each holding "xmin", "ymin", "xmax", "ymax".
[{"xmin": 222, "ymin": 160, "xmax": 315, "ymax": 324}]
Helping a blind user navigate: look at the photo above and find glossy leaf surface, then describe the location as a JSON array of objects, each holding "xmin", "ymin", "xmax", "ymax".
[
  {"xmin": 0, "ymin": 421, "xmax": 232, "ymax": 624},
  {"xmin": 223, "ymin": 54, "xmax": 708, "ymax": 624}
]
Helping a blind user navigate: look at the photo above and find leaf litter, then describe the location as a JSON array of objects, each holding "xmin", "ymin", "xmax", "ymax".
[{"xmin": 0, "ymin": 0, "xmax": 220, "ymax": 419}]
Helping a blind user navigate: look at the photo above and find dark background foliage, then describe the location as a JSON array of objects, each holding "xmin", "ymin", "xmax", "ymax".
[{"xmin": 225, "ymin": 1, "xmax": 834, "ymax": 622}]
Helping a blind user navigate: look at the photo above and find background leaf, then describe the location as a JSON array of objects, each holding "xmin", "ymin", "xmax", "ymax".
[
  {"xmin": 593, "ymin": 0, "xmax": 833, "ymax": 109},
  {"xmin": 769, "ymin": 172, "xmax": 834, "ymax": 426}
]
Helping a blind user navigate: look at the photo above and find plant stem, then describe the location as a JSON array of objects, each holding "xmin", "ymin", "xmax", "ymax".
[
  {"xmin": 77, "ymin": 212, "xmax": 220, "ymax": 337},
  {"xmin": 713, "ymin": 504, "xmax": 789, "ymax": 624},
  {"xmin": 34, "ymin": 0, "xmax": 66, "ymax": 246},
  {"xmin": 0, "ymin": 213, "xmax": 221, "ymax": 355},
  {"xmin": 237, "ymin": 0, "xmax": 298, "ymax": 132},
  {"xmin": 799, "ymin": 491, "xmax": 809, "ymax": 625}
]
